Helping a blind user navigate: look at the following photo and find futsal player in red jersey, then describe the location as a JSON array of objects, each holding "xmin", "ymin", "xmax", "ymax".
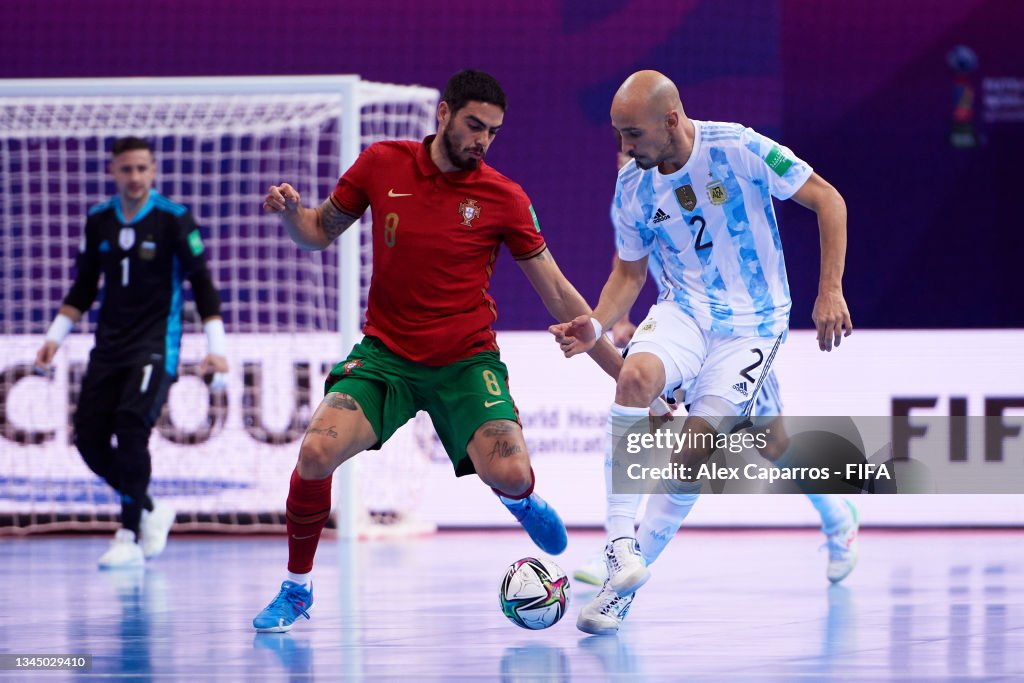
[{"xmin": 253, "ymin": 70, "xmax": 622, "ymax": 632}]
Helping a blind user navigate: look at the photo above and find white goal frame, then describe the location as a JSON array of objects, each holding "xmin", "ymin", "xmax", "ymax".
[{"xmin": 0, "ymin": 75, "xmax": 440, "ymax": 540}]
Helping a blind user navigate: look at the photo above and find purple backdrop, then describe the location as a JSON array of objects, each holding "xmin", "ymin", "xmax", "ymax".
[{"xmin": 3, "ymin": 0, "xmax": 1022, "ymax": 329}]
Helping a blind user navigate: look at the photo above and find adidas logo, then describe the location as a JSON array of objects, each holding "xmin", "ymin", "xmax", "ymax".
[
  {"xmin": 731, "ymin": 381, "xmax": 749, "ymax": 397},
  {"xmin": 652, "ymin": 208, "xmax": 671, "ymax": 224}
]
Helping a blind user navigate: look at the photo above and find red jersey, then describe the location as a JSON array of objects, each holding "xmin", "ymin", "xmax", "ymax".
[{"xmin": 330, "ymin": 136, "xmax": 546, "ymax": 366}]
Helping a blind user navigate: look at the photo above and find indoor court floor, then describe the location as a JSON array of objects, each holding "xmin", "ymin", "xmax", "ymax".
[{"xmin": 1, "ymin": 527, "xmax": 1022, "ymax": 681}]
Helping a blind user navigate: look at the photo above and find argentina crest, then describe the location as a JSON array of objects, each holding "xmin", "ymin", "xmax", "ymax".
[{"xmin": 706, "ymin": 179, "xmax": 728, "ymax": 205}]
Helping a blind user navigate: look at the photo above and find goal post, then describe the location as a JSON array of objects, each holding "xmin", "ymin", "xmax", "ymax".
[{"xmin": 0, "ymin": 75, "xmax": 439, "ymax": 538}]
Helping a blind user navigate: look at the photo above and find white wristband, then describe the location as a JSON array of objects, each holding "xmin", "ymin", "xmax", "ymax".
[
  {"xmin": 45, "ymin": 314, "xmax": 74, "ymax": 344},
  {"xmin": 589, "ymin": 317, "xmax": 604, "ymax": 339},
  {"xmin": 203, "ymin": 318, "xmax": 227, "ymax": 357},
  {"xmin": 650, "ymin": 397, "xmax": 672, "ymax": 416}
]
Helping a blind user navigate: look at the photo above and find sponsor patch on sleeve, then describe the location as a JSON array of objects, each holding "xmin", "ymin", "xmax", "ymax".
[
  {"xmin": 528, "ymin": 204, "xmax": 541, "ymax": 232},
  {"xmin": 764, "ymin": 145, "xmax": 794, "ymax": 177},
  {"xmin": 187, "ymin": 229, "xmax": 205, "ymax": 256}
]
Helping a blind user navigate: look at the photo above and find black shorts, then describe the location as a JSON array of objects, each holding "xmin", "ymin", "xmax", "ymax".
[{"xmin": 74, "ymin": 356, "xmax": 175, "ymax": 433}]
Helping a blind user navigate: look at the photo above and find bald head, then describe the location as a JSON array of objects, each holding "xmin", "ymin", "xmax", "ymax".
[
  {"xmin": 612, "ymin": 70, "xmax": 683, "ymax": 120},
  {"xmin": 611, "ymin": 71, "xmax": 691, "ymax": 172}
]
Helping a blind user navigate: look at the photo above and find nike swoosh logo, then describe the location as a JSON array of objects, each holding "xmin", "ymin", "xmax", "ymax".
[
  {"xmin": 484, "ymin": 400, "xmax": 506, "ymax": 408},
  {"xmin": 291, "ymin": 534, "xmax": 316, "ymax": 540},
  {"xmin": 388, "ymin": 189, "xmax": 413, "ymax": 197}
]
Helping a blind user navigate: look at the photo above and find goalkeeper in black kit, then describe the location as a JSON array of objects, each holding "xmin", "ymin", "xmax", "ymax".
[{"xmin": 34, "ymin": 136, "xmax": 228, "ymax": 568}]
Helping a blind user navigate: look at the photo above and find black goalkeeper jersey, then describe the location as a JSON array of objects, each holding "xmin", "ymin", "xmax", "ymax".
[{"xmin": 63, "ymin": 191, "xmax": 221, "ymax": 374}]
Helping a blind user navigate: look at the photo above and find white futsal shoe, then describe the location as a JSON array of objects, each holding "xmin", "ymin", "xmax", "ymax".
[
  {"xmin": 98, "ymin": 528, "xmax": 145, "ymax": 569},
  {"xmin": 605, "ymin": 537, "xmax": 650, "ymax": 596},
  {"xmin": 577, "ymin": 581, "xmax": 635, "ymax": 635},
  {"xmin": 140, "ymin": 501, "xmax": 176, "ymax": 559},
  {"xmin": 824, "ymin": 501, "xmax": 859, "ymax": 583}
]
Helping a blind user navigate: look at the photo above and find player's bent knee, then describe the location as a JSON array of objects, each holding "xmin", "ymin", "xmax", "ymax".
[
  {"xmin": 616, "ymin": 363, "xmax": 662, "ymax": 406},
  {"xmin": 297, "ymin": 435, "xmax": 354, "ymax": 479},
  {"xmin": 483, "ymin": 458, "xmax": 532, "ymax": 497},
  {"xmin": 296, "ymin": 450, "xmax": 338, "ymax": 480}
]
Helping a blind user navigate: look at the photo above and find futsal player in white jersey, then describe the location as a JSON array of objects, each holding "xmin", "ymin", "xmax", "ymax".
[
  {"xmin": 574, "ymin": 227, "xmax": 859, "ymax": 592},
  {"xmin": 574, "ymin": 365, "xmax": 860, "ymax": 591},
  {"xmin": 550, "ymin": 70, "xmax": 853, "ymax": 634}
]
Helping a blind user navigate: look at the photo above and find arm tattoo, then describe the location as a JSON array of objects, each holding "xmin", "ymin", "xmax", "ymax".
[
  {"xmin": 319, "ymin": 199, "xmax": 358, "ymax": 242},
  {"xmin": 323, "ymin": 393, "xmax": 359, "ymax": 411}
]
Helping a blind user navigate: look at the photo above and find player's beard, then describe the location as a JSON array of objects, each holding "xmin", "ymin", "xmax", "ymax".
[
  {"xmin": 632, "ymin": 132, "xmax": 676, "ymax": 171},
  {"xmin": 631, "ymin": 155, "xmax": 656, "ymax": 171},
  {"xmin": 441, "ymin": 128, "xmax": 481, "ymax": 171}
]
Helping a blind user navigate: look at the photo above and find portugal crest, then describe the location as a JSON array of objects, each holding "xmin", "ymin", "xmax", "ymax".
[
  {"xmin": 342, "ymin": 359, "xmax": 363, "ymax": 375},
  {"xmin": 459, "ymin": 198, "xmax": 482, "ymax": 227}
]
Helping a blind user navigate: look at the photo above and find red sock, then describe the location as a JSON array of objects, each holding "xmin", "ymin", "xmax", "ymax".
[{"xmin": 286, "ymin": 468, "xmax": 333, "ymax": 574}]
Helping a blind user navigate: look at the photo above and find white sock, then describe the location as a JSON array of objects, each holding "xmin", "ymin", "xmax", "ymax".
[
  {"xmin": 806, "ymin": 495, "xmax": 851, "ymax": 534},
  {"xmin": 638, "ymin": 479, "xmax": 700, "ymax": 565},
  {"xmin": 775, "ymin": 445, "xmax": 852, "ymax": 534},
  {"xmin": 606, "ymin": 402, "xmax": 650, "ymax": 541},
  {"xmin": 287, "ymin": 571, "xmax": 311, "ymax": 587}
]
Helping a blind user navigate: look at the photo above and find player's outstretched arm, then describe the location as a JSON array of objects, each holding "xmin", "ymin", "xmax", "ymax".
[
  {"xmin": 517, "ymin": 248, "xmax": 623, "ymax": 379},
  {"xmin": 34, "ymin": 304, "xmax": 83, "ymax": 372},
  {"xmin": 263, "ymin": 183, "xmax": 358, "ymax": 251},
  {"xmin": 607, "ymin": 256, "xmax": 638, "ymax": 347},
  {"xmin": 549, "ymin": 256, "xmax": 648, "ymax": 355},
  {"xmin": 792, "ymin": 172, "xmax": 853, "ymax": 352}
]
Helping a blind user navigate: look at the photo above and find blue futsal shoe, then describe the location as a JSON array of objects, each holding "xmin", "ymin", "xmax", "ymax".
[
  {"xmin": 253, "ymin": 580, "xmax": 314, "ymax": 633},
  {"xmin": 504, "ymin": 493, "xmax": 568, "ymax": 555}
]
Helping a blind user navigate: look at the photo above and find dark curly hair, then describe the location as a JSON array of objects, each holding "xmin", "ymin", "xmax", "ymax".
[{"xmin": 441, "ymin": 69, "xmax": 507, "ymax": 115}]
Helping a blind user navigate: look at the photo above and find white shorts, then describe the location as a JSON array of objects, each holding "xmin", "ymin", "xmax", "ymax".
[
  {"xmin": 752, "ymin": 368, "xmax": 783, "ymax": 412},
  {"xmin": 625, "ymin": 301, "xmax": 784, "ymax": 419}
]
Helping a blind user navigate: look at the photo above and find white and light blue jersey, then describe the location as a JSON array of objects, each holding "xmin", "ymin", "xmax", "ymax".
[{"xmin": 613, "ymin": 120, "xmax": 812, "ymax": 338}]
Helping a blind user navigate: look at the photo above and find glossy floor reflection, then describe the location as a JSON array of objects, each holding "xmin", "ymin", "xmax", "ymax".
[{"xmin": 0, "ymin": 528, "xmax": 1022, "ymax": 680}]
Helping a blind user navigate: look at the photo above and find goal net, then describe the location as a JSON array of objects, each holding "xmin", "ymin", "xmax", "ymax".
[{"xmin": 0, "ymin": 76, "xmax": 439, "ymax": 537}]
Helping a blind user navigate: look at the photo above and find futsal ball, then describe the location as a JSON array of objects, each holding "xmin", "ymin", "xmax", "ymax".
[{"xmin": 499, "ymin": 557, "xmax": 570, "ymax": 630}]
